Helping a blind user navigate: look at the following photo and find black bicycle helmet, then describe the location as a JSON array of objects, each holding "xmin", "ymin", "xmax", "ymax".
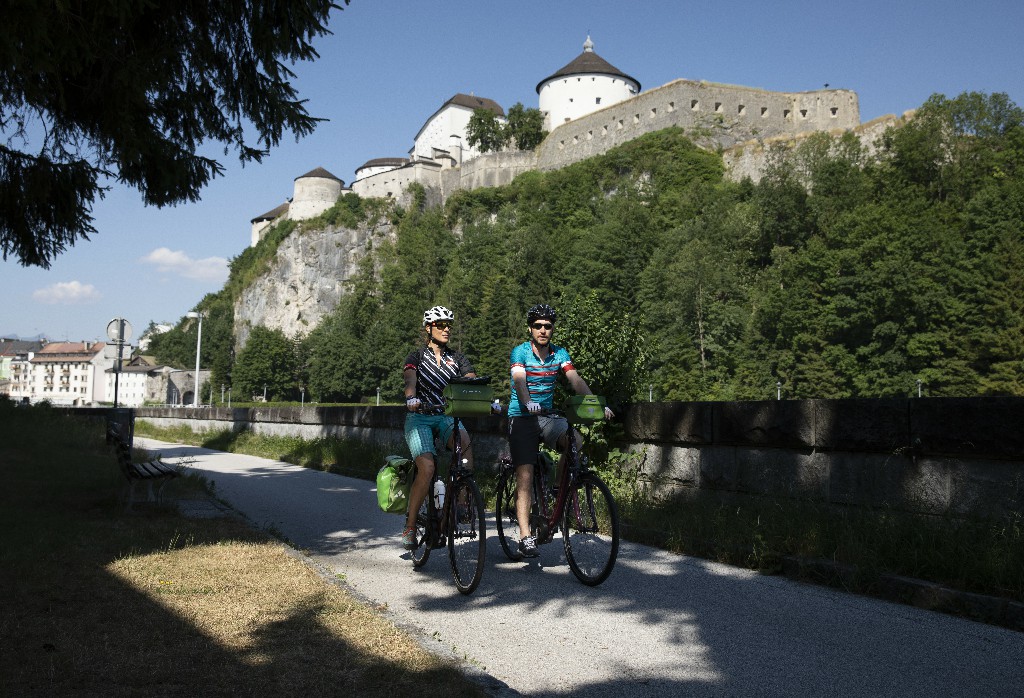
[{"xmin": 527, "ymin": 303, "xmax": 557, "ymax": 325}]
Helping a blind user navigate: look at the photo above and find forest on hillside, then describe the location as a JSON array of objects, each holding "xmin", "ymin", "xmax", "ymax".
[{"xmin": 149, "ymin": 92, "xmax": 1024, "ymax": 407}]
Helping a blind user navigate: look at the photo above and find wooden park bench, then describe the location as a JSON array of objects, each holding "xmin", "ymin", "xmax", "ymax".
[{"xmin": 106, "ymin": 415, "xmax": 179, "ymax": 510}]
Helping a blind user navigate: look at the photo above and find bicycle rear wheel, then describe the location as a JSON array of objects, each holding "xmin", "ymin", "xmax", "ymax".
[
  {"xmin": 447, "ymin": 478, "xmax": 486, "ymax": 594},
  {"xmin": 411, "ymin": 493, "xmax": 433, "ymax": 568},
  {"xmin": 563, "ymin": 472, "xmax": 620, "ymax": 586},
  {"xmin": 494, "ymin": 462, "xmax": 524, "ymax": 560}
]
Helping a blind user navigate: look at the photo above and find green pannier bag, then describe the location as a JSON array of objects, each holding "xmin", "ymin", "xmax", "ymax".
[
  {"xmin": 563, "ymin": 394, "xmax": 607, "ymax": 424},
  {"xmin": 376, "ymin": 455, "xmax": 412, "ymax": 514},
  {"xmin": 443, "ymin": 382, "xmax": 495, "ymax": 417}
]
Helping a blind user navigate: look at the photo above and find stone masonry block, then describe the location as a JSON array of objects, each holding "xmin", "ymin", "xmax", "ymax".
[
  {"xmin": 713, "ymin": 400, "xmax": 812, "ymax": 449},
  {"xmin": 733, "ymin": 448, "xmax": 828, "ymax": 499},
  {"xmin": 622, "ymin": 401, "xmax": 712, "ymax": 444},
  {"xmin": 811, "ymin": 398, "xmax": 909, "ymax": 453},
  {"xmin": 910, "ymin": 397, "xmax": 1024, "ymax": 459},
  {"xmin": 635, "ymin": 443, "xmax": 699, "ymax": 486}
]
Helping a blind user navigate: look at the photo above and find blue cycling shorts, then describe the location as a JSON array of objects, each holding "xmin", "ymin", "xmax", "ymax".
[{"xmin": 404, "ymin": 412, "xmax": 457, "ymax": 460}]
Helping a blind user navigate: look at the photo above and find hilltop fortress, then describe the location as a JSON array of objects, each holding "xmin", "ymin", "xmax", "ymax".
[{"xmin": 250, "ymin": 38, "xmax": 900, "ymax": 246}]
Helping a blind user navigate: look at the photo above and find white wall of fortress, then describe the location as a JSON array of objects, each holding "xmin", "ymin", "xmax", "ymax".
[{"xmin": 349, "ymin": 79, "xmax": 868, "ymax": 205}]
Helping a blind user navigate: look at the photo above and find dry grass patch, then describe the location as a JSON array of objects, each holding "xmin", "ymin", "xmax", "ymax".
[{"xmin": 0, "ymin": 403, "xmax": 484, "ymax": 697}]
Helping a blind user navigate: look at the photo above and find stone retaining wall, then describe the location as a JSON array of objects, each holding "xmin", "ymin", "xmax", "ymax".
[{"xmin": 132, "ymin": 397, "xmax": 1024, "ymax": 520}]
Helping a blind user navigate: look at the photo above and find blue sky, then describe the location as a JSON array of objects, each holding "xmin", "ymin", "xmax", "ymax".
[{"xmin": 2, "ymin": 0, "xmax": 1022, "ymax": 344}]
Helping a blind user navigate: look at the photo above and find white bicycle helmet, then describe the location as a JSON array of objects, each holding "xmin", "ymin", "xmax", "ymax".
[{"xmin": 423, "ymin": 305, "xmax": 455, "ymax": 326}]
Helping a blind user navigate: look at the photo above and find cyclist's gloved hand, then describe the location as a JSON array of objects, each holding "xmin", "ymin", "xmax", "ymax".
[
  {"xmin": 526, "ymin": 400, "xmax": 541, "ymax": 414},
  {"xmin": 604, "ymin": 406, "xmax": 615, "ymax": 420},
  {"xmin": 406, "ymin": 397, "xmax": 421, "ymax": 411}
]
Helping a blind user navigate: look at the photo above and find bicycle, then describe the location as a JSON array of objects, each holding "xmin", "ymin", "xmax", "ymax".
[
  {"xmin": 494, "ymin": 401, "xmax": 621, "ymax": 586},
  {"xmin": 407, "ymin": 376, "xmax": 492, "ymax": 595}
]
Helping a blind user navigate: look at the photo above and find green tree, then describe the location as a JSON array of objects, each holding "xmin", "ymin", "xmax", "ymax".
[
  {"xmin": 466, "ymin": 108, "xmax": 507, "ymax": 153},
  {"xmin": 504, "ymin": 102, "xmax": 547, "ymax": 151},
  {"xmin": 232, "ymin": 326, "xmax": 298, "ymax": 401},
  {"xmin": 0, "ymin": 0, "xmax": 343, "ymax": 268}
]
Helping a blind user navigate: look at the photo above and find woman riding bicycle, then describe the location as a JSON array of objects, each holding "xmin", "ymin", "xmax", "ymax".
[
  {"xmin": 401, "ymin": 305, "xmax": 477, "ymax": 549},
  {"xmin": 507, "ymin": 303, "xmax": 614, "ymax": 557}
]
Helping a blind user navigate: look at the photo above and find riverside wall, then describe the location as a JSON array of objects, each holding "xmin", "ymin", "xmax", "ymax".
[{"xmin": 134, "ymin": 397, "xmax": 1024, "ymax": 520}]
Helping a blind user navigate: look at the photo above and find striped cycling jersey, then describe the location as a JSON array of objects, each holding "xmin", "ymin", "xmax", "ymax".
[
  {"xmin": 507, "ymin": 341, "xmax": 574, "ymax": 416},
  {"xmin": 404, "ymin": 346, "xmax": 474, "ymax": 414}
]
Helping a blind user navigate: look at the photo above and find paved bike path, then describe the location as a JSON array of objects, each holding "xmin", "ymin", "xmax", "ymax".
[{"xmin": 140, "ymin": 438, "xmax": 1024, "ymax": 697}]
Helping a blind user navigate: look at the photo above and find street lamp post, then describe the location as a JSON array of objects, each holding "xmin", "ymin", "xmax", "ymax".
[{"xmin": 186, "ymin": 312, "xmax": 203, "ymax": 407}]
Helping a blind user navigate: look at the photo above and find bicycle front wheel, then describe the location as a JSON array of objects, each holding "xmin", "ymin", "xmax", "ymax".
[
  {"xmin": 411, "ymin": 494, "xmax": 433, "ymax": 568},
  {"xmin": 494, "ymin": 462, "xmax": 524, "ymax": 560},
  {"xmin": 447, "ymin": 478, "xmax": 486, "ymax": 594},
  {"xmin": 563, "ymin": 472, "xmax": 620, "ymax": 586}
]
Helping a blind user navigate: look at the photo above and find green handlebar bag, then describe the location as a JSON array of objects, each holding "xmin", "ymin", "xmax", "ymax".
[
  {"xmin": 563, "ymin": 395, "xmax": 607, "ymax": 423},
  {"xmin": 443, "ymin": 382, "xmax": 495, "ymax": 417}
]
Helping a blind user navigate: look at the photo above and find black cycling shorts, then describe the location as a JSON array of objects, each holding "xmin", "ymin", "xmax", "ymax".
[{"xmin": 508, "ymin": 415, "xmax": 569, "ymax": 466}]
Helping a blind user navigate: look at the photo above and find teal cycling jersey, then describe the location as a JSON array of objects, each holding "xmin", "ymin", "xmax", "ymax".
[{"xmin": 507, "ymin": 341, "xmax": 574, "ymax": 417}]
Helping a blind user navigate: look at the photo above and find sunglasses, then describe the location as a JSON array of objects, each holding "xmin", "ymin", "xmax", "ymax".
[
  {"xmin": 431, "ymin": 321, "xmax": 453, "ymax": 330},
  {"xmin": 530, "ymin": 322, "xmax": 554, "ymax": 331}
]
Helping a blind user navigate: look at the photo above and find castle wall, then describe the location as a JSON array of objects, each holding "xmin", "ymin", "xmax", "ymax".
[
  {"xmin": 535, "ymin": 79, "xmax": 859, "ymax": 171},
  {"xmin": 350, "ymin": 161, "xmax": 443, "ymax": 200},
  {"xmin": 721, "ymin": 112, "xmax": 909, "ymax": 184}
]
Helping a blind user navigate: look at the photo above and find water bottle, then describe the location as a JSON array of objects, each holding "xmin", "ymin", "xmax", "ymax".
[{"xmin": 433, "ymin": 480, "xmax": 446, "ymax": 510}]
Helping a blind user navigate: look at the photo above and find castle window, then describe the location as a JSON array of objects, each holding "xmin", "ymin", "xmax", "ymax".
[
  {"xmin": 573, "ymin": 135, "xmax": 579, "ymax": 145},
  {"xmin": 691, "ymin": 100, "xmax": 699, "ymax": 110},
  {"xmin": 602, "ymin": 125, "xmax": 608, "ymax": 135},
  {"xmin": 830, "ymin": 107, "xmax": 839, "ymax": 117},
  {"xmin": 650, "ymin": 107, "xmax": 657, "ymax": 118},
  {"xmin": 715, "ymin": 102, "xmax": 723, "ymax": 113},
  {"xmin": 799, "ymin": 109, "xmax": 808, "ymax": 119},
  {"xmin": 761, "ymin": 107, "xmax": 769, "ymax": 117},
  {"xmin": 633, "ymin": 114, "xmax": 640, "ymax": 124},
  {"xmin": 784, "ymin": 109, "xmax": 792, "ymax": 119},
  {"xmin": 738, "ymin": 105, "xmax": 746, "ymax": 116},
  {"xmin": 617, "ymin": 119, "xmax": 624, "ymax": 130},
  {"xmin": 668, "ymin": 101, "xmax": 675, "ymax": 112}
]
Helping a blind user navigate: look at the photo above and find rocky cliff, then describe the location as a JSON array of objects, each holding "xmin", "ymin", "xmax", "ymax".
[{"xmin": 233, "ymin": 217, "xmax": 394, "ymax": 349}]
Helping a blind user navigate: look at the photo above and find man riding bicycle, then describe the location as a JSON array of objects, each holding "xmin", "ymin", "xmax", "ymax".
[
  {"xmin": 401, "ymin": 305, "xmax": 477, "ymax": 549},
  {"xmin": 507, "ymin": 303, "xmax": 613, "ymax": 557}
]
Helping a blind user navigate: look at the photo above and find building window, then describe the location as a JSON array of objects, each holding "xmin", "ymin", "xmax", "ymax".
[
  {"xmin": 830, "ymin": 107, "xmax": 839, "ymax": 117},
  {"xmin": 761, "ymin": 107, "xmax": 769, "ymax": 117},
  {"xmin": 800, "ymin": 109, "xmax": 808, "ymax": 119},
  {"xmin": 668, "ymin": 101, "xmax": 675, "ymax": 112},
  {"xmin": 691, "ymin": 100, "xmax": 699, "ymax": 111},
  {"xmin": 650, "ymin": 108, "xmax": 657, "ymax": 118},
  {"xmin": 569, "ymin": 97, "xmax": 574, "ymax": 103},
  {"xmin": 633, "ymin": 113, "xmax": 640, "ymax": 124},
  {"xmin": 573, "ymin": 135, "xmax": 579, "ymax": 145},
  {"xmin": 738, "ymin": 105, "xmax": 746, "ymax": 116},
  {"xmin": 602, "ymin": 125, "xmax": 608, "ymax": 135},
  {"xmin": 784, "ymin": 109, "xmax": 792, "ymax": 119},
  {"xmin": 617, "ymin": 119, "xmax": 624, "ymax": 130},
  {"xmin": 587, "ymin": 130, "xmax": 593, "ymax": 140},
  {"xmin": 714, "ymin": 102, "xmax": 723, "ymax": 113},
  {"xmin": 596, "ymin": 97, "xmax": 601, "ymax": 105}
]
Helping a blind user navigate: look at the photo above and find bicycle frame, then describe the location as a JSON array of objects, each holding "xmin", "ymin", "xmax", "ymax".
[{"xmin": 529, "ymin": 419, "xmax": 589, "ymax": 544}]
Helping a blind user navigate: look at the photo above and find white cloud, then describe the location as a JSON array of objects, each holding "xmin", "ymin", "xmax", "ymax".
[
  {"xmin": 32, "ymin": 281, "xmax": 102, "ymax": 305},
  {"xmin": 141, "ymin": 247, "xmax": 228, "ymax": 282}
]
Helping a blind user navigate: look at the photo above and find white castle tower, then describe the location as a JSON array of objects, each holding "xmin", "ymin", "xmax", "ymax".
[
  {"xmin": 288, "ymin": 167, "xmax": 344, "ymax": 220},
  {"xmin": 536, "ymin": 36, "xmax": 640, "ymax": 131}
]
